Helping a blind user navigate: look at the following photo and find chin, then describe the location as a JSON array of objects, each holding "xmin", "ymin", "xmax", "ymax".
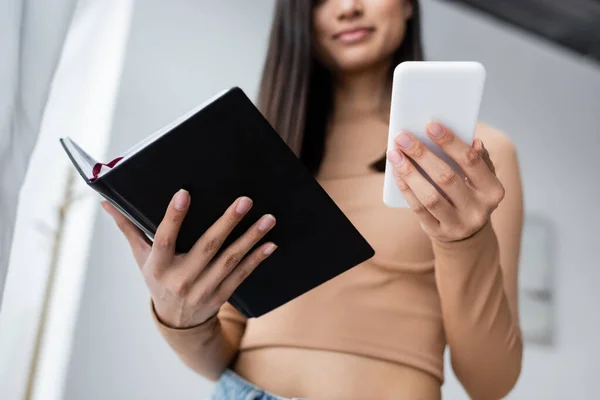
[
  {"xmin": 328, "ymin": 45, "xmax": 396, "ymax": 74},
  {"xmin": 334, "ymin": 54, "xmax": 390, "ymax": 74}
]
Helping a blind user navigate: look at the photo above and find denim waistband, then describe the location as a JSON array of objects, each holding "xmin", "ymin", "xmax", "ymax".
[{"xmin": 211, "ymin": 369, "xmax": 308, "ymax": 400}]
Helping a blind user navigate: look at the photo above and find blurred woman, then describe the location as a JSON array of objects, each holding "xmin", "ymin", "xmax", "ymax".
[{"xmin": 103, "ymin": 0, "xmax": 523, "ymax": 398}]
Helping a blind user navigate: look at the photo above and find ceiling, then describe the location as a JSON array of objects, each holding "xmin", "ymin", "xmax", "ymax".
[{"xmin": 441, "ymin": 0, "xmax": 600, "ymax": 62}]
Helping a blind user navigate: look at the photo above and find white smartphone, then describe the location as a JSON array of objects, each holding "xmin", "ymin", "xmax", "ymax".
[{"xmin": 383, "ymin": 61, "xmax": 486, "ymax": 208}]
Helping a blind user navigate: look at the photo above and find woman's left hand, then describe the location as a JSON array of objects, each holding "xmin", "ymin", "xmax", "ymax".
[{"xmin": 387, "ymin": 121, "xmax": 505, "ymax": 243}]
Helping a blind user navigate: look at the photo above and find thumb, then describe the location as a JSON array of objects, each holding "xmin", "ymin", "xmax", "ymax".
[
  {"xmin": 474, "ymin": 138, "xmax": 495, "ymax": 175},
  {"xmin": 101, "ymin": 201, "xmax": 151, "ymax": 267}
]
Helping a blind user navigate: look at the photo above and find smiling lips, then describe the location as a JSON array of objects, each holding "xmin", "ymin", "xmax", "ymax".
[{"xmin": 333, "ymin": 27, "xmax": 375, "ymax": 44}]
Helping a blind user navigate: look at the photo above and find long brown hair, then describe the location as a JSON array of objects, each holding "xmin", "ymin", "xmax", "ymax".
[{"xmin": 257, "ymin": 0, "xmax": 424, "ymax": 174}]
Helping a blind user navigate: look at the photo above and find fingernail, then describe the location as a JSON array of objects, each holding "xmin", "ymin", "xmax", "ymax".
[
  {"xmin": 427, "ymin": 122, "xmax": 445, "ymax": 138},
  {"xmin": 395, "ymin": 132, "xmax": 413, "ymax": 149},
  {"xmin": 236, "ymin": 197, "xmax": 253, "ymax": 215},
  {"xmin": 174, "ymin": 189, "xmax": 189, "ymax": 210},
  {"xmin": 258, "ymin": 215, "xmax": 276, "ymax": 232},
  {"xmin": 387, "ymin": 149, "xmax": 405, "ymax": 166},
  {"xmin": 263, "ymin": 243, "xmax": 277, "ymax": 256}
]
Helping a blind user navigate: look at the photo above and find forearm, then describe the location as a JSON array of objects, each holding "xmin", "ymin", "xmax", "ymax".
[
  {"xmin": 151, "ymin": 303, "xmax": 243, "ymax": 381},
  {"xmin": 433, "ymin": 222, "xmax": 522, "ymax": 399}
]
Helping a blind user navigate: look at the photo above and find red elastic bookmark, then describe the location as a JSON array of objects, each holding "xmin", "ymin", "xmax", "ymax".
[{"xmin": 90, "ymin": 157, "xmax": 123, "ymax": 181}]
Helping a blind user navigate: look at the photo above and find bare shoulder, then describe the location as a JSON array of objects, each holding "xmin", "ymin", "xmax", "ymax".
[{"xmin": 474, "ymin": 122, "xmax": 518, "ymax": 169}]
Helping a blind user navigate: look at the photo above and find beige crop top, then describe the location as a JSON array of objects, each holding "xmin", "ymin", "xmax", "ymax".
[{"xmin": 154, "ymin": 123, "xmax": 524, "ymax": 399}]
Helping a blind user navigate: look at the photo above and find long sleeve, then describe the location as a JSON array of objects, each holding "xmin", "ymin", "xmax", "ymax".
[
  {"xmin": 433, "ymin": 128, "xmax": 524, "ymax": 400},
  {"xmin": 152, "ymin": 301, "xmax": 248, "ymax": 381},
  {"xmin": 0, "ymin": 0, "xmax": 77, "ymax": 308}
]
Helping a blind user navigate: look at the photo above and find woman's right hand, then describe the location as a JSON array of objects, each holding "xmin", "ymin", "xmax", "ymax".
[{"xmin": 101, "ymin": 189, "xmax": 277, "ymax": 329}]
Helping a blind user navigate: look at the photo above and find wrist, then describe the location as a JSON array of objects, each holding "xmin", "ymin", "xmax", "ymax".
[
  {"xmin": 432, "ymin": 220, "xmax": 495, "ymax": 252},
  {"xmin": 449, "ymin": 220, "xmax": 490, "ymax": 243},
  {"xmin": 150, "ymin": 299, "xmax": 217, "ymax": 331}
]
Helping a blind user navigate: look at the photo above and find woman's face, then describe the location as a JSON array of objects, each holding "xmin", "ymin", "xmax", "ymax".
[{"xmin": 312, "ymin": 0, "xmax": 413, "ymax": 73}]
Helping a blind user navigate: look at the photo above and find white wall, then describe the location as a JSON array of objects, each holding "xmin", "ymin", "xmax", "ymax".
[{"xmin": 63, "ymin": 0, "xmax": 600, "ymax": 399}]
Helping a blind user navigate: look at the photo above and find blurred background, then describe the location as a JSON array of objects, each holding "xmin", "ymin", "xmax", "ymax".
[{"xmin": 1, "ymin": 0, "xmax": 599, "ymax": 399}]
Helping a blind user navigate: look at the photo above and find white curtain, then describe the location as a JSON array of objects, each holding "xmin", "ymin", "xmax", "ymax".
[
  {"xmin": 1, "ymin": 1, "xmax": 134, "ymax": 398},
  {"xmin": 0, "ymin": 0, "xmax": 78, "ymax": 309}
]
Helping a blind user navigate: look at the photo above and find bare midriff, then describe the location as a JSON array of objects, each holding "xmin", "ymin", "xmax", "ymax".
[{"xmin": 234, "ymin": 347, "xmax": 441, "ymax": 400}]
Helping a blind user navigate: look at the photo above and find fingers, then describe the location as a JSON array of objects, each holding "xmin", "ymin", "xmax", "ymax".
[
  {"xmin": 475, "ymin": 138, "xmax": 495, "ymax": 174},
  {"xmin": 149, "ymin": 189, "xmax": 191, "ymax": 268},
  {"xmin": 390, "ymin": 172, "xmax": 439, "ymax": 229},
  {"xmin": 101, "ymin": 201, "xmax": 151, "ymax": 266},
  {"xmin": 200, "ymin": 213, "xmax": 276, "ymax": 291},
  {"xmin": 425, "ymin": 122, "xmax": 498, "ymax": 191},
  {"xmin": 187, "ymin": 196, "xmax": 254, "ymax": 266},
  {"xmin": 214, "ymin": 242, "xmax": 277, "ymax": 303},
  {"xmin": 207, "ymin": 215, "xmax": 275, "ymax": 282},
  {"xmin": 388, "ymin": 147, "xmax": 457, "ymax": 222},
  {"xmin": 143, "ymin": 194, "xmax": 277, "ymax": 327},
  {"xmin": 391, "ymin": 131, "xmax": 471, "ymax": 207},
  {"xmin": 184, "ymin": 203, "xmax": 277, "ymax": 310}
]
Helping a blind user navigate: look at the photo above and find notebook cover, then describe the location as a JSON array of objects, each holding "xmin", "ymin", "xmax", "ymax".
[{"xmin": 89, "ymin": 87, "xmax": 374, "ymax": 318}]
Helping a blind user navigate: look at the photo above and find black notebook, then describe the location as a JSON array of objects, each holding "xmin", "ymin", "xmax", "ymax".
[{"xmin": 60, "ymin": 87, "xmax": 374, "ymax": 318}]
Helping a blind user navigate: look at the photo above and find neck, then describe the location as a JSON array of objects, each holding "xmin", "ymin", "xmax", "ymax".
[{"xmin": 332, "ymin": 61, "xmax": 392, "ymax": 121}]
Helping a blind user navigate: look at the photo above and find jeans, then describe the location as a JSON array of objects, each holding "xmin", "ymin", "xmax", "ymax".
[{"xmin": 211, "ymin": 369, "xmax": 308, "ymax": 400}]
